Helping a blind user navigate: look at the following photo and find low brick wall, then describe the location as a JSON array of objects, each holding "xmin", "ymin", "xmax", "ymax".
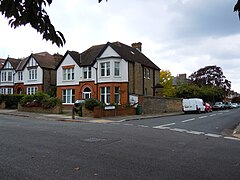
[
  {"xmin": 139, "ymin": 96, "xmax": 182, "ymax": 114},
  {"xmin": 93, "ymin": 106, "xmax": 136, "ymax": 118},
  {"xmin": 18, "ymin": 104, "xmax": 62, "ymax": 114},
  {"xmin": 0, "ymin": 101, "xmax": 6, "ymax": 109}
]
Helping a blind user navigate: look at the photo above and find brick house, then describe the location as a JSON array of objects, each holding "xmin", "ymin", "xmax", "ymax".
[
  {"xmin": 13, "ymin": 52, "xmax": 62, "ymax": 95},
  {"xmin": 57, "ymin": 42, "xmax": 160, "ymax": 108},
  {"xmin": 0, "ymin": 57, "xmax": 20, "ymax": 94}
]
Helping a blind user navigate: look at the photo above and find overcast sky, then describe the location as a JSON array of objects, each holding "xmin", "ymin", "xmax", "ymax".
[{"xmin": 1, "ymin": 0, "xmax": 240, "ymax": 92}]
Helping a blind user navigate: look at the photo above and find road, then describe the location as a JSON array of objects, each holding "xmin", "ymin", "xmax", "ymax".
[{"xmin": 0, "ymin": 109, "xmax": 240, "ymax": 180}]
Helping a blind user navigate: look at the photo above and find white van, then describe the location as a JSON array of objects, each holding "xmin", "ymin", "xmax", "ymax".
[{"xmin": 182, "ymin": 98, "xmax": 205, "ymax": 113}]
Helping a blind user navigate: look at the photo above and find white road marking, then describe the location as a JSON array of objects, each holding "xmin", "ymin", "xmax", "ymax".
[
  {"xmin": 224, "ymin": 137, "xmax": 240, "ymax": 141},
  {"xmin": 157, "ymin": 123, "xmax": 176, "ymax": 127},
  {"xmin": 123, "ymin": 123, "xmax": 133, "ymax": 126},
  {"xmin": 199, "ymin": 116, "xmax": 208, "ymax": 119},
  {"xmin": 205, "ymin": 133, "xmax": 222, "ymax": 138},
  {"xmin": 217, "ymin": 113, "xmax": 223, "ymax": 115},
  {"xmin": 153, "ymin": 126, "xmax": 171, "ymax": 130},
  {"xmin": 186, "ymin": 130, "xmax": 204, "ymax": 135},
  {"xmin": 198, "ymin": 116, "xmax": 207, "ymax": 119},
  {"xmin": 210, "ymin": 114, "xmax": 217, "ymax": 117},
  {"xmin": 170, "ymin": 128, "xmax": 187, "ymax": 132},
  {"xmin": 138, "ymin": 125, "xmax": 149, "ymax": 128},
  {"xmin": 182, "ymin": 118, "xmax": 195, "ymax": 123}
]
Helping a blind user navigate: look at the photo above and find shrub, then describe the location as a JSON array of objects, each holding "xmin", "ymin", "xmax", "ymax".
[
  {"xmin": 20, "ymin": 92, "xmax": 61, "ymax": 108},
  {"xmin": 0, "ymin": 94, "xmax": 24, "ymax": 109},
  {"xmin": 85, "ymin": 98, "xmax": 101, "ymax": 110}
]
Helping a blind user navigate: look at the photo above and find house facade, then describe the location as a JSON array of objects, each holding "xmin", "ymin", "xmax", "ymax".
[
  {"xmin": 0, "ymin": 52, "xmax": 62, "ymax": 95},
  {"xmin": 0, "ymin": 57, "xmax": 20, "ymax": 94},
  {"xmin": 57, "ymin": 42, "xmax": 160, "ymax": 108}
]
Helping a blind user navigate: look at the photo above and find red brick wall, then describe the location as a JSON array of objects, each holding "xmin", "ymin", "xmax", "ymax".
[{"xmin": 93, "ymin": 106, "xmax": 136, "ymax": 118}]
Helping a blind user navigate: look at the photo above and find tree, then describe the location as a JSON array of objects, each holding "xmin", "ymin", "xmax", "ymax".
[
  {"xmin": 0, "ymin": 0, "xmax": 107, "ymax": 47},
  {"xmin": 234, "ymin": 0, "xmax": 240, "ymax": 18},
  {"xmin": 175, "ymin": 83, "xmax": 225, "ymax": 103},
  {"xmin": 188, "ymin": 65, "xmax": 231, "ymax": 94},
  {"xmin": 160, "ymin": 70, "xmax": 175, "ymax": 97}
]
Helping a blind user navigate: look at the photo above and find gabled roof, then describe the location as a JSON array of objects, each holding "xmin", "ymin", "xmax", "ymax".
[
  {"xmin": 59, "ymin": 41, "xmax": 160, "ymax": 70},
  {"xmin": 20, "ymin": 52, "xmax": 63, "ymax": 70},
  {"xmin": 1, "ymin": 57, "xmax": 21, "ymax": 70},
  {"xmin": 108, "ymin": 42, "xmax": 160, "ymax": 70},
  {"xmin": 59, "ymin": 44, "xmax": 105, "ymax": 68},
  {"xmin": 80, "ymin": 44, "xmax": 105, "ymax": 66}
]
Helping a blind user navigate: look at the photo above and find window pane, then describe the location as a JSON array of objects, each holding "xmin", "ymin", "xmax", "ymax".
[
  {"xmin": 106, "ymin": 62, "xmax": 110, "ymax": 76},
  {"xmin": 114, "ymin": 62, "xmax": 120, "ymax": 76},
  {"xmin": 88, "ymin": 67, "xmax": 91, "ymax": 78},
  {"xmin": 101, "ymin": 63, "xmax": 105, "ymax": 76}
]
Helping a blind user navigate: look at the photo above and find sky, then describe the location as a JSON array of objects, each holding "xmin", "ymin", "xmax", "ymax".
[{"xmin": 0, "ymin": 0, "xmax": 240, "ymax": 92}]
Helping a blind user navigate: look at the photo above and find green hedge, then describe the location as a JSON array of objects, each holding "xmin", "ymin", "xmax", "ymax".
[
  {"xmin": 20, "ymin": 92, "xmax": 61, "ymax": 109},
  {"xmin": 0, "ymin": 94, "xmax": 24, "ymax": 109}
]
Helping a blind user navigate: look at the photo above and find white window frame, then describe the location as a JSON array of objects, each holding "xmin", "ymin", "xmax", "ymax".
[
  {"xmin": 63, "ymin": 68, "xmax": 74, "ymax": 81},
  {"xmin": 7, "ymin": 72, "xmax": 13, "ymax": 81},
  {"xmin": 27, "ymin": 87, "xmax": 38, "ymax": 95},
  {"xmin": 114, "ymin": 62, "xmax": 120, "ymax": 76},
  {"xmin": 1, "ymin": 72, "xmax": 7, "ymax": 82},
  {"xmin": 0, "ymin": 88, "xmax": 13, "ymax": 94},
  {"xmin": 28, "ymin": 69, "xmax": 37, "ymax": 80},
  {"xmin": 83, "ymin": 67, "xmax": 92, "ymax": 79},
  {"xmin": 100, "ymin": 87, "xmax": 110, "ymax": 104},
  {"xmin": 100, "ymin": 62, "xmax": 110, "ymax": 77},
  {"xmin": 82, "ymin": 87, "xmax": 92, "ymax": 99},
  {"xmin": 18, "ymin": 71, "xmax": 23, "ymax": 81},
  {"xmin": 62, "ymin": 89, "xmax": 75, "ymax": 104}
]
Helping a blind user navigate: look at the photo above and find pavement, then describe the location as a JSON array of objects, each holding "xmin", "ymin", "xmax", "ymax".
[{"xmin": 1, "ymin": 109, "xmax": 240, "ymax": 138}]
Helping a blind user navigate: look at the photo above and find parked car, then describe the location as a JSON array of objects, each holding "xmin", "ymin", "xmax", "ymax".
[
  {"xmin": 231, "ymin": 103, "xmax": 239, "ymax": 108},
  {"xmin": 212, "ymin": 102, "xmax": 225, "ymax": 111},
  {"xmin": 182, "ymin": 98, "xmax": 205, "ymax": 114},
  {"xmin": 204, "ymin": 102, "xmax": 212, "ymax": 112},
  {"xmin": 224, "ymin": 102, "xmax": 233, "ymax": 109}
]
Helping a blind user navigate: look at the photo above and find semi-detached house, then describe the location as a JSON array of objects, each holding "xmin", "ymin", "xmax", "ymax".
[
  {"xmin": 0, "ymin": 52, "xmax": 62, "ymax": 95},
  {"xmin": 0, "ymin": 57, "xmax": 20, "ymax": 94},
  {"xmin": 57, "ymin": 42, "xmax": 161, "ymax": 108}
]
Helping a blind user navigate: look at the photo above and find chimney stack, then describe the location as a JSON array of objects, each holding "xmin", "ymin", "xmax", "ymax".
[{"xmin": 131, "ymin": 42, "xmax": 142, "ymax": 52}]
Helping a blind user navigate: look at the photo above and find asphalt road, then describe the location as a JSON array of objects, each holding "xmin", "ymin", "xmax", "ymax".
[{"xmin": 0, "ymin": 109, "xmax": 240, "ymax": 180}]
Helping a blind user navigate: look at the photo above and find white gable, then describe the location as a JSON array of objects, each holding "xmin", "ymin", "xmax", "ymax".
[
  {"xmin": 27, "ymin": 57, "xmax": 38, "ymax": 67},
  {"xmin": 100, "ymin": 46, "xmax": 121, "ymax": 58},
  {"xmin": 3, "ymin": 62, "xmax": 13, "ymax": 69}
]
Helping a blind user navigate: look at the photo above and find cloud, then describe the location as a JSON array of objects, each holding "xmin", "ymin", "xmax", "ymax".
[{"xmin": 0, "ymin": 0, "xmax": 240, "ymax": 92}]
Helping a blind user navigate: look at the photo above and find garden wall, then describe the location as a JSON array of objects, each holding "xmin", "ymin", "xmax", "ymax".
[
  {"xmin": 139, "ymin": 96, "xmax": 182, "ymax": 114},
  {"xmin": 93, "ymin": 106, "xmax": 136, "ymax": 118},
  {"xmin": 18, "ymin": 104, "xmax": 62, "ymax": 114},
  {"xmin": 0, "ymin": 102, "xmax": 6, "ymax": 109}
]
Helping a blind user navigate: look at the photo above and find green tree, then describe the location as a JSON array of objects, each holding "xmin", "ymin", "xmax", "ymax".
[
  {"xmin": 0, "ymin": 0, "xmax": 107, "ymax": 47},
  {"xmin": 175, "ymin": 83, "xmax": 225, "ymax": 103},
  {"xmin": 160, "ymin": 70, "xmax": 175, "ymax": 97},
  {"xmin": 188, "ymin": 65, "xmax": 231, "ymax": 96},
  {"xmin": 234, "ymin": 0, "xmax": 240, "ymax": 18}
]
